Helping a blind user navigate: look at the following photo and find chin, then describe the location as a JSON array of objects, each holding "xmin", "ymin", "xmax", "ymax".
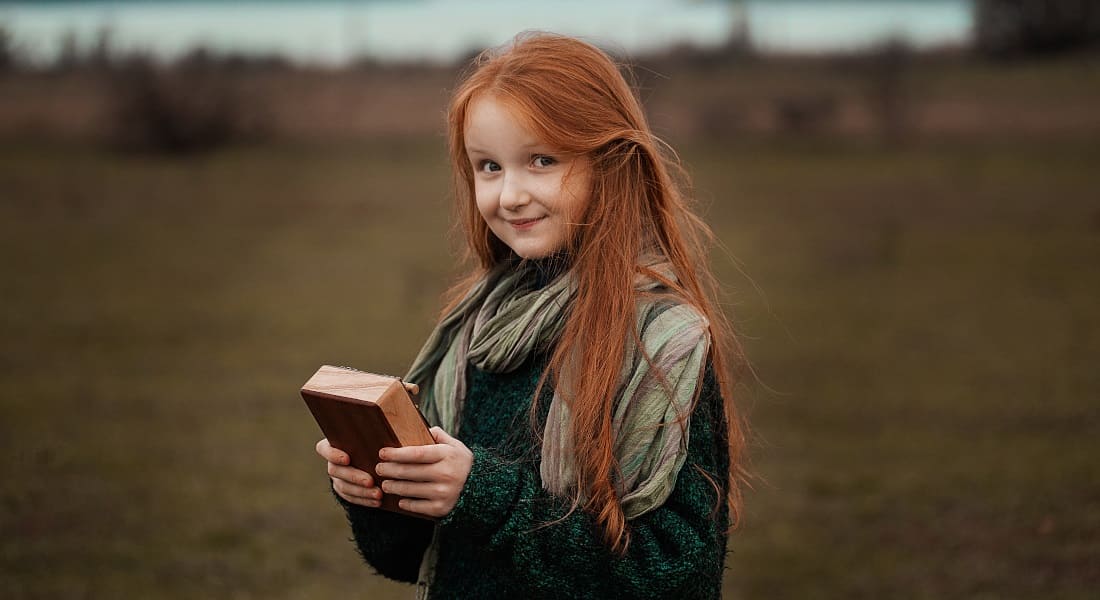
[
  {"xmin": 492, "ymin": 230, "xmax": 566, "ymax": 261},
  {"xmin": 513, "ymin": 248, "xmax": 551, "ymax": 260},
  {"xmin": 507, "ymin": 241, "xmax": 562, "ymax": 260}
]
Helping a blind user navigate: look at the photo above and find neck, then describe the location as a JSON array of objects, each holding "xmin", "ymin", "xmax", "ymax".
[{"xmin": 511, "ymin": 250, "xmax": 572, "ymax": 290}]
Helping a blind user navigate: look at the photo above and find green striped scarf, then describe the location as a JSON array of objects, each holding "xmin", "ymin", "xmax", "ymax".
[{"xmin": 406, "ymin": 255, "xmax": 711, "ymax": 519}]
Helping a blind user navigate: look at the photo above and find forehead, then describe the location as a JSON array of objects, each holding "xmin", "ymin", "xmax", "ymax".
[{"xmin": 463, "ymin": 95, "xmax": 545, "ymax": 153}]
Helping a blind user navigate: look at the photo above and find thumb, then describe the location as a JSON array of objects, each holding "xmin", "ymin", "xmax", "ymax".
[{"xmin": 430, "ymin": 426, "xmax": 456, "ymax": 445}]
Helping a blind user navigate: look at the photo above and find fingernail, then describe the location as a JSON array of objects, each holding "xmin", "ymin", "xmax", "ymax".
[{"xmin": 378, "ymin": 448, "xmax": 388, "ymax": 460}]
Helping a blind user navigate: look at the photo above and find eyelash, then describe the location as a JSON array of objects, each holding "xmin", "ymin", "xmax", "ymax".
[
  {"xmin": 477, "ymin": 155, "xmax": 556, "ymax": 173},
  {"xmin": 478, "ymin": 160, "xmax": 501, "ymax": 173}
]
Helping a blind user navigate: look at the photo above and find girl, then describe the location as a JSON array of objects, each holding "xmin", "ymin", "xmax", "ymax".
[{"xmin": 316, "ymin": 31, "xmax": 749, "ymax": 599}]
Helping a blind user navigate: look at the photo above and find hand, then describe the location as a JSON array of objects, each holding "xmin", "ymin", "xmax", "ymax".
[
  {"xmin": 316, "ymin": 437, "xmax": 383, "ymax": 508},
  {"xmin": 375, "ymin": 427, "xmax": 473, "ymax": 518}
]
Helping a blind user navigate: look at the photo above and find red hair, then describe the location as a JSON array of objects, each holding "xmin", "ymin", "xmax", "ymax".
[{"xmin": 444, "ymin": 31, "xmax": 749, "ymax": 554}]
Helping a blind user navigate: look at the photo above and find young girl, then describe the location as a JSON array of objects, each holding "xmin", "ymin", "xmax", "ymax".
[{"xmin": 316, "ymin": 31, "xmax": 748, "ymax": 599}]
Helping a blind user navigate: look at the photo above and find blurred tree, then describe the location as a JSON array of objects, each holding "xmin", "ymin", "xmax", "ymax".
[
  {"xmin": 727, "ymin": 0, "xmax": 753, "ymax": 57},
  {"xmin": 865, "ymin": 37, "xmax": 912, "ymax": 143},
  {"xmin": 107, "ymin": 48, "xmax": 268, "ymax": 154},
  {"xmin": 0, "ymin": 25, "xmax": 16, "ymax": 72},
  {"xmin": 974, "ymin": 0, "xmax": 1100, "ymax": 57},
  {"xmin": 88, "ymin": 25, "xmax": 114, "ymax": 71}
]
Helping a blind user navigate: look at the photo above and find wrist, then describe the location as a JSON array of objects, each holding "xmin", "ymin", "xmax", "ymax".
[{"xmin": 438, "ymin": 445, "xmax": 521, "ymax": 533}]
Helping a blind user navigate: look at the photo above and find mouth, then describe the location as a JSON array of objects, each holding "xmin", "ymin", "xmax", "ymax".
[{"xmin": 507, "ymin": 217, "xmax": 546, "ymax": 230}]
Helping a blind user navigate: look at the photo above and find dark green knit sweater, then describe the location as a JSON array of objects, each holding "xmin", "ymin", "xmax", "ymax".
[{"xmin": 335, "ymin": 349, "xmax": 731, "ymax": 599}]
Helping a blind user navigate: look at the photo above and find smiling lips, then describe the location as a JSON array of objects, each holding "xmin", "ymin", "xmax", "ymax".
[{"xmin": 507, "ymin": 216, "xmax": 545, "ymax": 230}]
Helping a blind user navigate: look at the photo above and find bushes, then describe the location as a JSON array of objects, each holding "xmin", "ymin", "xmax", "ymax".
[
  {"xmin": 974, "ymin": 0, "xmax": 1100, "ymax": 57},
  {"xmin": 106, "ymin": 50, "xmax": 270, "ymax": 154}
]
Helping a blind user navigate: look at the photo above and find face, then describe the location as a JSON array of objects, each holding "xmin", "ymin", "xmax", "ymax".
[{"xmin": 463, "ymin": 95, "xmax": 592, "ymax": 260}]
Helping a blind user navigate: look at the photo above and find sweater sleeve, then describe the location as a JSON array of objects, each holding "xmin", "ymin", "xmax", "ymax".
[
  {"xmin": 332, "ymin": 486, "xmax": 435, "ymax": 583},
  {"xmin": 436, "ymin": 363, "xmax": 730, "ymax": 598}
]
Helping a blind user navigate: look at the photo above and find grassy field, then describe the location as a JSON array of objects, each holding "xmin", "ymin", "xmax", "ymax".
[{"xmin": 1, "ymin": 132, "xmax": 1097, "ymax": 598}]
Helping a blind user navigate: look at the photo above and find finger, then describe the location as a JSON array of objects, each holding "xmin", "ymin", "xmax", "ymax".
[
  {"xmin": 380, "ymin": 444, "xmax": 445, "ymax": 464},
  {"xmin": 327, "ymin": 462, "xmax": 375, "ymax": 488},
  {"xmin": 375, "ymin": 461, "xmax": 436, "ymax": 482},
  {"xmin": 332, "ymin": 477, "xmax": 381, "ymax": 501},
  {"xmin": 380, "ymin": 479, "xmax": 446, "ymax": 500},
  {"xmin": 430, "ymin": 427, "xmax": 455, "ymax": 445},
  {"xmin": 333, "ymin": 481, "xmax": 382, "ymax": 508},
  {"xmin": 316, "ymin": 439, "xmax": 349, "ymax": 465},
  {"xmin": 397, "ymin": 497, "xmax": 446, "ymax": 518}
]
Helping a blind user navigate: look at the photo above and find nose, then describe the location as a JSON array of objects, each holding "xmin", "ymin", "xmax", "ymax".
[{"xmin": 498, "ymin": 172, "xmax": 531, "ymax": 211}]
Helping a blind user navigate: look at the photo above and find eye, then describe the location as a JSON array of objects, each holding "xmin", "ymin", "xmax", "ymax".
[
  {"xmin": 533, "ymin": 155, "xmax": 556, "ymax": 168},
  {"xmin": 478, "ymin": 159, "xmax": 501, "ymax": 173}
]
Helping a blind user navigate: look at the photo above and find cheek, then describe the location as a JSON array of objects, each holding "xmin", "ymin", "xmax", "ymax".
[
  {"xmin": 472, "ymin": 182, "xmax": 496, "ymax": 219},
  {"xmin": 557, "ymin": 175, "xmax": 591, "ymax": 219}
]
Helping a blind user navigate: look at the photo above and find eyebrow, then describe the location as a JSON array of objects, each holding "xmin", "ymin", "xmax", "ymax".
[{"xmin": 465, "ymin": 143, "xmax": 547, "ymax": 154}]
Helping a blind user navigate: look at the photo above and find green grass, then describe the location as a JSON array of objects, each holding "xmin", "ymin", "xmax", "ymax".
[{"xmin": 1, "ymin": 135, "xmax": 1097, "ymax": 598}]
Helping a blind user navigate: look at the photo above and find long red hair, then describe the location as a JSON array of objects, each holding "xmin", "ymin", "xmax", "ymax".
[{"xmin": 443, "ymin": 32, "xmax": 749, "ymax": 554}]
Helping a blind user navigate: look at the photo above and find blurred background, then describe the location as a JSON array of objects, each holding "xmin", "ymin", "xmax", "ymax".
[{"xmin": 1, "ymin": 0, "xmax": 1097, "ymax": 598}]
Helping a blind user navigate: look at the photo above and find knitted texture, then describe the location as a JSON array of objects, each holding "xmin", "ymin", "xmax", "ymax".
[
  {"xmin": 406, "ymin": 255, "xmax": 707, "ymax": 517},
  {"xmin": 335, "ymin": 349, "xmax": 731, "ymax": 599}
]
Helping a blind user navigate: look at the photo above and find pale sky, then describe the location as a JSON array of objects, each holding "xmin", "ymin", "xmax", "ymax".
[{"xmin": 0, "ymin": 0, "xmax": 974, "ymax": 66}]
